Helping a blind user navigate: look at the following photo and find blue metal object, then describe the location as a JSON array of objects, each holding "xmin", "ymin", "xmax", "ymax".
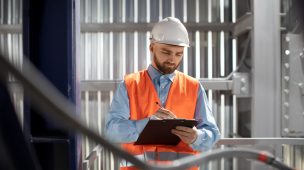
[
  {"xmin": 0, "ymin": 78, "xmax": 41, "ymax": 170},
  {"xmin": 22, "ymin": 0, "xmax": 78, "ymax": 169}
]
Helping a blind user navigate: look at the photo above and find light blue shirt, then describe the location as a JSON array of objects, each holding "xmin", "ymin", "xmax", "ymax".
[{"xmin": 105, "ymin": 65, "xmax": 220, "ymax": 151}]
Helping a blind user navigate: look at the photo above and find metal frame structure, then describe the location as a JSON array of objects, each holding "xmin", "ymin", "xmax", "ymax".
[
  {"xmin": 281, "ymin": 33, "xmax": 304, "ymax": 137},
  {"xmin": 251, "ymin": 0, "xmax": 281, "ymax": 139},
  {"xmin": 81, "ymin": 22, "xmax": 233, "ymax": 33},
  {"xmin": 80, "ymin": 78, "xmax": 234, "ymax": 91},
  {"xmin": 0, "ymin": 24, "xmax": 22, "ymax": 34},
  {"xmin": 232, "ymin": 12, "xmax": 252, "ymax": 38},
  {"xmin": 22, "ymin": 0, "xmax": 79, "ymax": 169}
]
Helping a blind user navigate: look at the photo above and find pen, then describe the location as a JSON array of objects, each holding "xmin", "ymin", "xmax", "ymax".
[
  {"xmin": 155, "ymin": 102, "xmax": 177, "ymax": 119},
  {"xmin": 155, "ymin": 101, "xmax": 165, "ymax": 110}
]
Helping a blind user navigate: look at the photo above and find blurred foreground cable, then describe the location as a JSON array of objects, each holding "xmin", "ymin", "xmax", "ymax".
[{"xmin": 0, "ymin": 53, "xmax": 294, "ymax": 170}]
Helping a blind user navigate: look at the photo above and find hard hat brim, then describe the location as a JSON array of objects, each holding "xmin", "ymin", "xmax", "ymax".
[{"xmin": 150, "ymin": 40, "xmax": 190, "ymax": 47}]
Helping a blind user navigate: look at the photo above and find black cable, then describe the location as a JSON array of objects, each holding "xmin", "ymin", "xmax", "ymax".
[{"xmin": 225, "ymin": 32, "xmax": 251, "ymax": 80}]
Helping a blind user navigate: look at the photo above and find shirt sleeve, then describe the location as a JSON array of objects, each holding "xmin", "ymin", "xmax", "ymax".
[
  {"xmin": 104, "ymin": 81, "xmax": 149, "ymax": 143},
  {"xmin": 190, "ymin": 83, "xmax": 221, "ymax": 151}
]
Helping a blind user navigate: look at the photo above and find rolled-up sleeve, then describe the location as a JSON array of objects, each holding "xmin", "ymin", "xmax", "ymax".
[
  {"xmin": 104, "ymin": 81, "xmax": 149, "ymax": 143},
  {"xmin": 190, "ymin": 84, "xmax": 221, "ymax": 151}
]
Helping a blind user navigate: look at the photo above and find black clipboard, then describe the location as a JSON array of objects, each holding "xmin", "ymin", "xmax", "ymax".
[{"xmin": 134, "ymin": 119, "xmax": 198, "ymax": 145}]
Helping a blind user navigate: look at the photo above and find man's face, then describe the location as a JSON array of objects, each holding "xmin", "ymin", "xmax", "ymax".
[{"xmin": 150, "ymin": 43, "xmax": 184, "ymax": 74}]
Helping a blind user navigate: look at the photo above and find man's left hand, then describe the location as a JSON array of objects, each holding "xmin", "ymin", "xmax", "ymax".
[{"xmin": 171, "ymin": 126, "xmax": 198, "ymax": 144}]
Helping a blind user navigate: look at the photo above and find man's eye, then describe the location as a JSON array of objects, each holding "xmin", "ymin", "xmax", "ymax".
[{"xmin": 162, "ymin": 52, "xmax": 170, "ymax": 55}]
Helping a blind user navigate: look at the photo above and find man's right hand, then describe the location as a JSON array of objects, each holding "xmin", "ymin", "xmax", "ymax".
[{"xmin": 150, "ymin": 108, "xmax": 177, "ymax": 120}]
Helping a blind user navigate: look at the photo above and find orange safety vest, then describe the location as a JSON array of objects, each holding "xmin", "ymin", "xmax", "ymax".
[{"xmin": 121, "ymin": 69, "xmax": 200, "ymax": 170}]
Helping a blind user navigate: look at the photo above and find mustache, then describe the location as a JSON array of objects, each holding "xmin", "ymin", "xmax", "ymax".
[{"xmin": 163, "ymin": 62, "xmax": 175, "ymax": 66}]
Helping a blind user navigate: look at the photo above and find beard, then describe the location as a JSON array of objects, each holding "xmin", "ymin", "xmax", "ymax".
[{"xmin": 153, "ymin": 54, "xmax": 181, "ymax": 74}]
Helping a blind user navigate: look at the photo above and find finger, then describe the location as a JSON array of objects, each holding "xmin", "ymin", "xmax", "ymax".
[
  {"xmin": 154, "ymin": 115, "xmax": 166, "ymax": 120},
  {"xmin": 175, "ymin": 126, "xmax": 195, "ymax": 133},
  {"xmin": 172, "ymin": 131, "xmax": 191, "ymax": 144},
  {"xmin": 172, "ymin": 130, "xmax": 197, "ymax": 144},
  {"xmin": 156, "ymin": 111, "xmax": 174, "ymax": 119},
  {"xmin": 155, "ymin": 111, "xmax": 169, "ymax": 118},
  {"xmin": 150, "ymin": 115, "xmax": 161, "ymax": 120},
  {"xmin": 158, "ymin": 108, "xmax": 177, "ymax": 118},
  {"xmin": 172, "ymin": 130, "xmax": 185, "ymax": 138},
  {"xmin": 168, "ymin": 112, "xmax": 177, "ymax": 118},
  {"xmin": 171, "ymin": 129, "xmax": 191, "ymax": 137},
  {"xmin": 157, "ymin": 112, "xmax": 175, "ymax": 119},
  {"xmin": 160, "ymin": 108, "xmax": 174, "ymax": 115}
]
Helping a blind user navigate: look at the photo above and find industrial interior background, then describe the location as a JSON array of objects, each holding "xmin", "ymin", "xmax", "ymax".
[{"xmin": 0, "ymin": 0, "xmax": 303, "ymax": 170}]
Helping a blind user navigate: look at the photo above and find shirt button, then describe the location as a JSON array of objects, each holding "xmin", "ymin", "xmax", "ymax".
[{"xmin": 161, "ymin": 86, "xmax": 165, "ymax": 89}]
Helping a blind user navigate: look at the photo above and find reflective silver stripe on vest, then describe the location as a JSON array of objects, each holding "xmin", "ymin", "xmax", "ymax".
[
  {"xmin": 142, "ymin": 152, "xmax": 194, "ymax": 161},
  {"xmin": 120, "ymin": 152, "xmax": 194, "ymax": 167},
  {"xmin": 120, "ymin": 154, "xmax": 145, "ymax": 167}
]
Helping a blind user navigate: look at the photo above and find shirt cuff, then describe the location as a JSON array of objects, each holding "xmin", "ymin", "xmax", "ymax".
[
  {"xmin": 135, "ymin": 118, "xmax": 149, "ymax": 134},
  {"xmin": 190, "ymin": 129, "xmax": 205, "ymax": 149}
]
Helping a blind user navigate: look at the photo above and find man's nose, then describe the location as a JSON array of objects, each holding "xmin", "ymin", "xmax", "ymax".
[
  {"xmin": 168, "ymin": 53, "xmax": 177, "ymax": 59},
  {"xmin": 167, "ymin": 55, "xmax": 174, "ymax": 61}
]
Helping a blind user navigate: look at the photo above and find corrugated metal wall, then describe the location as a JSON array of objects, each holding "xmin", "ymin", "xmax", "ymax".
[
  {"xmin": 0, "ymin": 0, "xmax": 24, "ymax": 127},
  {"xmin": 80, "ymin": 0, "xmax": 236, "ymax": 169}
]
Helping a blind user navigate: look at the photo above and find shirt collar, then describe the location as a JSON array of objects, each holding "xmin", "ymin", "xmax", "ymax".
[{"xmin": 147, "ymin": 64, "xmax": 176, "ymax": 82}]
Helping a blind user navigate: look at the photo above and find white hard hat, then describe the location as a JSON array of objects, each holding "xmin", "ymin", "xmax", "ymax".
[{"xmin": 150, "ymin": 17, "xmax": 190, "ymax": 47}]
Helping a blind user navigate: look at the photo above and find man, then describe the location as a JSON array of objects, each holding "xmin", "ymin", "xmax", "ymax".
[{"xmin": 105, "ymin": 17, "xmax": 220, "ymax": 169}]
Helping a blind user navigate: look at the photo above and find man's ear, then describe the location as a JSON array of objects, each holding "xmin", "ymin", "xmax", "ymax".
[{"xmin": 149, "ymin": 43, "xmax": 154, "ymax": 53}]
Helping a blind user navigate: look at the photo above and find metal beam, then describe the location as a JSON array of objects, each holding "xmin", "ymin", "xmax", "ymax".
[
  {"xmin": 0, "ymin": 22, "xmax": 233, "ymax": 34},
  {"xmin": 80, "ymin": 80, "xmax": 121, "ymax": 91},
  {"xmin": 7, "ymin": 78, "xmax": 234, "ymax": 94},
  {"xmin": 0, "ymin": 24, "xmax": 22, "ymax": 34},
  {"xmin": 81, "ymin": 22, "xmax": 233, "ymax": 33},
  {"xmin": 251, "ymin": 0, "xmax": 281, "ymax": 169},
  {"xmin": 199, "ymin": 78, "xmax": 233, "ymax": 90},
  {"xmin": 80, "ymin": 79, "xmax": 233, "ymax": 92},
  {"xmin": 251, "ymin": 0, "xmax": 281, "ymax": 138},
  {"xmin": 233, "ymin": 12, "xmax": 253, "ymax": 37}
]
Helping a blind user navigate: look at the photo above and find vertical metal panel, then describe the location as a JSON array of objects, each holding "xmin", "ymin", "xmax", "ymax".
[
  {"xmin": 281, "ymin": 33, "xmax": 304, "ymax": 137},
  {"xmin": 174, "ymin": 0, "xmax": 183, "ymax": 20},
  {"xmin": 199, "ymin": 32, "xmax": 208, "ymax": 78},
  {"xmin": 125, "ymin": 0, "xmax": 134, "ymax": 23},
  {"xmin": 0, "ymin": 0, "xmax": 3, "ymax": 24},
  {"xmin": 283, "ymin": 144, "xmax": 304, "ymax": 170},
  {"xmin": 109, "ymin": 32, "xmax": 113, "ymax": 79},
  {"xmin": 138, "ymin": 0, "xmax": 147, "ymax": 22},
  {"xmin": 220, "ymin": 31, "xmax": 225, "ymax": 77},
  {"xmin": 251, "ymin": 0, "xmax": 281, "ymax": 170},
  {"xmin": 162, "ymin": 0, "xmax": 171, "ymax": 18},
  {"xmin": 232, "ymin": 0, "xmax": 237, "ymax": 141},
  {"xmin": 186, "ymin": 0, "xmax": 195, "ymax": 22},
  {"xmin": 252, "ymin": 0, "xmax": 281, "ymax": 136},
  {"xmin": 137, "ymin": 32, "xmax": 148, "ymax": 70},
  {"xmin": 187, "ymin": 31, "xmax": 195, "ymax": 76},
  {"xmin": 150, "ymin": 0, "xmax": 159, "ymax": 22},
  {"xmin": 199, "ymin": 0, "xmax": 208, "ymax": 23},
  {"xmin": 195, "ymin": 31, "xmax": 200, "ymax": 78},
  {"xmin": 102, "ymin": 0, "xmax": 109, "ymax": 23},
  {"xmin": 0, "ymin": 0, "xmax": 23, "ymax": 127}
]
